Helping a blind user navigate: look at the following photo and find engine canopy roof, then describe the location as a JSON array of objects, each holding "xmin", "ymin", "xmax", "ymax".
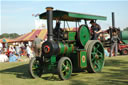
[{"xmin": 39, "ymin": 10, "xmax": 107, "ymax": 21}]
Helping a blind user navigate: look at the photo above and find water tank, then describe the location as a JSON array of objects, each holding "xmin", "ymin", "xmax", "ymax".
[{"xmin": 120, "ymin": 31, "xmax": 128, "ymax": 44}]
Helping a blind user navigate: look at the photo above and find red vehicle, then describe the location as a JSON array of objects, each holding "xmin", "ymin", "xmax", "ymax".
[
  {"xmin": 98, "ymin": 28, "xmax": 128, "ymax": 56},
  {"xmin": 118, "ymin": 44, "xmax": 128, "ymax": 55},
  {"xmin": 118, "ymin": 30, "xmax": 128, "ymax": 55}
]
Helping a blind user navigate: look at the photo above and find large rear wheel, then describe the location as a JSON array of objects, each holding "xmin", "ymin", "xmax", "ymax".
[
  {"xmin": 86, "ymin": 40, "xmax": 105, "ymax": 73},
  {"xmin": 57, "ymin": 57, "xmax": 73, "ymax": 80},
  {"xmin": 85, "ymin": 40, "xmax": 93, "ymax": 50},
  {"xmin": 29, "ymin": 57, "xmax": 43, "ymax": 78}
]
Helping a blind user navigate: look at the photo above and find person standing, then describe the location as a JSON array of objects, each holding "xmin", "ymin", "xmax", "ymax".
[
  {"xmin": 110, "ymin": 29, "xmax": 120, "ymax": 57},
  {"xmin": 4, "ymin": 42, "xmax": 8, "ymax": 52},
  {"xmin": 33, "ymin": 35, "xmax": 42, "ymax": 56},
  {"xmin": 90, "ymin": 20, "xmax": 102, "ymax": 40},
  {"xmin": 0, "ymin": 43, "xmax": 3, "ymax": 54},
  {"xmin": 26, "ymin": 44, "xmax": 33, "ymax": 59},
  {"xmin": 15, "ymin": 44, "xmax": 21, "ymax": 56}
]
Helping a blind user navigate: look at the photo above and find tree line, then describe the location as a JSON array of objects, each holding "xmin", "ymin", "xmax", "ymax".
[
  {"xmin": 124, "ymin": 27, "xmax": 128, "ymax": 31},
  {"xmin": 0, "ymin": 33, "xmax": 20, "ymax": 39}
]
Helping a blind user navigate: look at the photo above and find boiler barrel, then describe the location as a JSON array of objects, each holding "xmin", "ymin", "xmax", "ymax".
[
  {"xmin": 120, "ymin": 31, "xmax": 128, "ymax": 44},
  {"xmin": 59, "ymin": 43, "xmax": 74, "ymax": 55}
]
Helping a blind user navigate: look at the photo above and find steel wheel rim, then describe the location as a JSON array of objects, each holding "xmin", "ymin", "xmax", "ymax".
[
  {"xmin": 123, "ymin": 50, "xmax": 128, "ymax": 54},
  {"xmin": 61, "ymin": 60, "xmax": 72, "ymax": 79},
  {"xmin": 91, "ymin": 42, "xmax": 104, "ymax": 72},
  {"xmin": 32, "ymin": 60, "xmax": 41, "ymax": 77}
]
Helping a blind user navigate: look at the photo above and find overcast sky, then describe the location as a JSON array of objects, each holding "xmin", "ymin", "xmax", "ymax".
[{"xmin": 1, "ymin": 0, "xmax": 128, "ymax": 34}]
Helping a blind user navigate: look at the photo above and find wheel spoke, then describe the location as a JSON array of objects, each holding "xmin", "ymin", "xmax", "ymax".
[
  {"xmin": 33, "ymin": 67, "xmax": 40, "ymax": 75},
  {"xmin": 98, "ymin": 58, "xmax": 103, "ymax": 64},
  {"xmin": 62, "ymin": 69, "xmax": 66, "ymax": 72},
  {"xmin": 33, "ymin": 64, "xmax": 39, "ymax": 69},
  {"xmin": 97, "ymin": 50, "xmax": 102, "ymax": 55},
  {"xmin": 96, "ymin": 44, "xmax": 100, "ymax": 49},
  {"xmin": 62, "ymin": 64, "xmax": 66, "ymax": 71},
  {"xmin": 62, "ymin": 63, "xmax": 66, "ymax": 67},
  {"xmin": 91, "ymin": 51, "xmax": 96, "ymax": 60},
  {"xmin": 93, "ymin": 44, "xmax": 100, "ymax": 52},
  {"xmin": 93, "ymin": 46, "xmax": 97, "ymax": 52},
  {"xmin": 97, "ymin": 50, "xmax": 103, "ymax": 58},
  {"xmin": 91, "ymin": 52, "xmax": 96, "ymax": 55},
  {"xmin": 94, "ymin": 61, "xmax": 100, "ymax": 69},
  {"xmin": 66, "ymin": 60, "xmax": 70, "ymax": 67},
  {"xmin": 94, "ymin": 44, "xmax": 102, "ymax": 56},
  {"xmin": 91, "ymin": 56, "xmax": 95, "ymax": 62}
]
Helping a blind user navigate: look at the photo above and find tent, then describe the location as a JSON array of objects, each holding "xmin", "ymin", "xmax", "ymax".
[
  {"xmin": 14, "ymin": 29, "xmax": 47, "ymax": 42},
  {"xmin": 14, "ymin": 28, "xmax": 76, "ymax": 42},
  {"xmin": 0, "ymin": 38, "xmax": 13, "ymax": 43}
]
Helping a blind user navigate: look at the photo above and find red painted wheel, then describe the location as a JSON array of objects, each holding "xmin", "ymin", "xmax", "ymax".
[{"xmin": 121, "ymin": 48, "xmax": 128, "ymax": 55}]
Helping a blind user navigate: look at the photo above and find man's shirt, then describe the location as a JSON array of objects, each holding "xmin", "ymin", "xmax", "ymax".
[{"xmin": 91, "ymin": 24, "xmax": 101, "ymax": 32}]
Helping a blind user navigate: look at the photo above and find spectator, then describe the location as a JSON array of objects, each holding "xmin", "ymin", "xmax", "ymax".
[
  {"xmin": 9, "ymin": 53, "xmax": 21, "ymax": 62},
  {"xmin": 32, "ymin": 35, "xmax": 42, "ymax": 56},
  {"xmin": 5, "ymin": 43, "xmax": 8, "ymax": 51},
  {"xmin": 6, "ymin": 46, "xmax": 9, "ymax": 57},
  {"xmin": 110, "ymin": 29, "xmax": 120, "ymax": 57},
  {"xmin": 0, "ymin": 43, "xmax": 3, "ymax": 54},
  {"xmin": 15, "ymin": 45, "xmax": 21, "ymax": 56},
  {"xmin": 21, "ymin": 42, "xmax": 25, "ymax": 47},
  {"xmin": 104, "ymin": 33, "xmax": 110, "ymax": 40},
  {"xmin": 28, "ymin": 41, "xmax": 32, "ymax": 47},
  {"xmin": 9, "ymin": 45, "xmax": 15, "ymax": 54},
  {"xmin": 104, "ymin": 48, "xmax": 109, "ymax": 57},
  {"xmin": 0, "ymin": 53, "xmax": 9, "ymax": 62},
  {"xmin": 26, "ymin": 44, "xmax": 34, "ymax": 59}
]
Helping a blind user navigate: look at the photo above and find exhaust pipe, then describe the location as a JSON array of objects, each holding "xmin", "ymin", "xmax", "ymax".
[
  {"xmin": 112, "ymin": 12, "xmax": 115, "ymax": 28},
  {"xmin": 46, "ymin": 7, "xmax": 53, "ymax": 41}
]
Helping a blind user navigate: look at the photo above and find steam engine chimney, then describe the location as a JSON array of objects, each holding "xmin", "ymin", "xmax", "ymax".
[
  {"xmin": 112, "ymin": 12, "xmax": 115, "ymax": 28},
  {"xmin": 46, "ymin": 7, "xmax": 54, "ymax": 41}
]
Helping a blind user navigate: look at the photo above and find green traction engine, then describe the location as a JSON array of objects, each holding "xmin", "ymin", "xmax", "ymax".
[{"xmin": 29, "ymin": 7, "xmax": 107, "ymax": 80}]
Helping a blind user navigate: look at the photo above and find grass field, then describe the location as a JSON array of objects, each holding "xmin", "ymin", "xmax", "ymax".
[{"xmin": 0, "ymin": 55, "xmax": 128, "ymax": 85}]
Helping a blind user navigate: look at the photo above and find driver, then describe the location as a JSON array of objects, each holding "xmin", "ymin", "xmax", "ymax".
[
  {"xmin": 54, "ymin": 19, "xmax": 63, "ymax": 39},
  {"xmin": 90, "ymin": 20, "xmax": 102, "ymax": 40}
]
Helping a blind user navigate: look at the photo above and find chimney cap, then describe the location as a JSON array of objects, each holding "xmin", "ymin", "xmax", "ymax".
[{"xmin": 46, "ymin": 7, "xmax": 53, "ymax": 10}]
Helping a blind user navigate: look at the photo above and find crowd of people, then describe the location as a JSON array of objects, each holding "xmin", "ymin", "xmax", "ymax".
[{"xmin": 0, "ymin": 35, "xmax": 43, "ymax": 62}]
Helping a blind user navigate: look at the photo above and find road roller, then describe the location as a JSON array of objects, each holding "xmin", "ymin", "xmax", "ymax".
[{"xmin": 29, "ymin": 7, "xmax": 107, "ymax": 80}]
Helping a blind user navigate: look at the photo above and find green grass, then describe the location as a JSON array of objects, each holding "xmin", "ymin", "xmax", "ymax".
[{"xmin": 0, "ymin": 55, "xmax": 128, "ymax": 85}]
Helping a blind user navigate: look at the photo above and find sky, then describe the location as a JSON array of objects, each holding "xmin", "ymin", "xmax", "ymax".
[{"xmin": 1, "ymin": 0, "xmax": 128, "ymax": 35}]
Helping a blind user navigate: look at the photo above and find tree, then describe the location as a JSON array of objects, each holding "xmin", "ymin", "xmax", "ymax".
[
  {"xmin": 0, "ymin": 33, "xmax": 20, "ymax": 39},
  {"xmin": 124, "ymin": 27, "xmax": 128, "ymax": 31}
]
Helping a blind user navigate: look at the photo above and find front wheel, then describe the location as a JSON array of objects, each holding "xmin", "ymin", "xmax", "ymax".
[
  {"xmin": 29, "ymin": 57, "xmax": 43, "ymax": 78},
  {"xmin": 57, "ymin": 57, "xmax": 73, "ymax": 80}
]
